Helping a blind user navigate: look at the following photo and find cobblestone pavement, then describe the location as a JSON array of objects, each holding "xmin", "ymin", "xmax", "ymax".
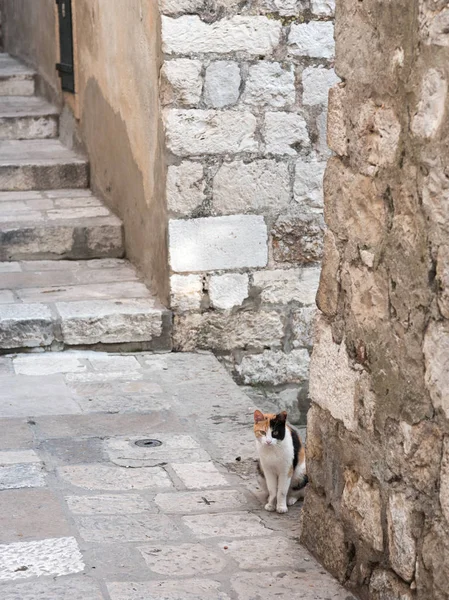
[{"xmin": 0, "ymin": 351, "xmax": 355, "ymax": 599}]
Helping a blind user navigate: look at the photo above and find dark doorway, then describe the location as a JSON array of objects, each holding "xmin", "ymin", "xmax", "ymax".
[{"xmin": 56, "ymin": 0, "xmax": 75, "ymax": 93}]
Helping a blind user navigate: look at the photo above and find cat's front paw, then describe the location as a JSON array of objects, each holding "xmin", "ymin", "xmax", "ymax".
[
  {"xmin": 264, "ymin": 502, "xmax": 276, "ymax": 512},
  {"xmin": 276, "ymin": 505, "xmax": 288, "ymax": 514}
]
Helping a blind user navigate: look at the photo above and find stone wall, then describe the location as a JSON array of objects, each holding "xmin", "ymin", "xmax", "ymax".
[
  {"xmin": 160, "ymin": 0, "xmax": 336, "ymax": 423},
  {"xmin": 301, "ymin": 0, "xmax": 449, "ymax": 598}
]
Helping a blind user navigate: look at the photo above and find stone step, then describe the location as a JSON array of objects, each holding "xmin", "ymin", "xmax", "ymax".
[
  {"xmin": 0, "ymin": 54, "xmax": 35, "ymax": 96},
  {"xmin": 0, "ymin": 139, "xmax": 89, "ymax": 191},
  {"xmin": 0, "ymin": 189, "xmax": 124, "ymax": 261},
  {"xmin": 0, "ymin": 96, "xmax": 59, "ymax": 140},
  {"xmin": 0, "ymin": 259, "xmax": 172, "ymax": 352}
]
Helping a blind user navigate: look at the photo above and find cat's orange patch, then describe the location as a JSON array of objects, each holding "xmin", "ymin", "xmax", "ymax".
[{"xmin": 253, "ymin": 411, "xmax": 276, "ymax": 437}]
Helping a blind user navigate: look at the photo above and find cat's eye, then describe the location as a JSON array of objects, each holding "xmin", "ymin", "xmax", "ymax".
[{"xmin": 260, "ymin": 431, "xmax": 266, "ymax": 436}]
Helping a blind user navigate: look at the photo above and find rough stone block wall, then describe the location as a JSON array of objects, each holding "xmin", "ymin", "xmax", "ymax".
[
  {"xmin": 160, "ymin": 0, "xmax": 336, "ymax": 423},
  {"xmin": 301, "ymin": 0, "xmax": 449, "ymax": 598}
]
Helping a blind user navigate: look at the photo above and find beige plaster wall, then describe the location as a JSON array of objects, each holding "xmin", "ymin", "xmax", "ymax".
[{"xmin": 73, "ymin": 0, "xmax": 168, "ymax": 301}]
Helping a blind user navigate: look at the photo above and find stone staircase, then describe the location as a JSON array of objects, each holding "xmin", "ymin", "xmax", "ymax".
[{"xmin": 0, "ymin": 53, "xmax": 171, "ymax": 353}]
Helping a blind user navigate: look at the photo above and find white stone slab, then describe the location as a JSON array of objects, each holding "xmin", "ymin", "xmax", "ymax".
[{"xmin": 171, "ymin": 461, "xmax": 229, "ymax": 489}]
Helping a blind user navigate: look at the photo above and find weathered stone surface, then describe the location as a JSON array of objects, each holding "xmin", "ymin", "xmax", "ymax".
[
  {"xmin": 387, "ymin": 492, "xmax": 416, "ymax": 581},
  {"xmin": 169, "ymin": 215, "xmax": 268, "ymax": 272},
  {"xmin": 350, "ymin": 101, "xmax": 401, "ymax": 176},
  {"xmin": 264, "ymin": 111, "xmax": 310, "ymax": 155},
  {"xmin": 0, "ymin": 537, "xmax": 84, "ymax": 582},
  {"xmin": 423, "ymin": 321, "xmax": 449, "ymax": 419},
  {"xmin": 311, "ymin": 0, "xmax": 335, "ymax": 17},
  {"xmin": 292, "ymin": 307, "xmax": 316, "ymax": 349},
  {"xmin": 204, "ymin": 61, "xmax": 241, "ymax": 108},
  {"xmin": 342, "ymin": 264, "xmax": 389, "ymax": 330},
  {"xmin": 421, "ymin": 521, "xmax": 449, "ymax": 600},
  {"xmin": 171, "ymin": 461, "xmax": 229, "ymax": 489},
  {"xmin": 327, "ymin": 84, "xmax": 348, "ymax": 156},
  {"xmin": 161, "ymin": 59, "xmax": 202, "ymax": 106},
  {"xmin": 170, "ymin": 274, "xmax": 203, "ymax": 312},
  {"xmin": 342, "ymin": 471, "xmax": 383, "ymax": 551},
  {"xmin": 302, "ymin": 66, "xmax": 339, "ymax": 106},
  {"xmin": 209, "ymin": 273, "xmax": 248, "ymax": 310},
  {"xmin": 252, "ymin": 267, "xmax": 320, "ymax": 305},
  {"xmin": 0, "ymin": 464, "xmax": 45, "ymax": 490},
  {"xmin": 412, "ymin": 68, "xmax": 447, "ymax": 139},
  {"xmin": 154, "ymin": 489, "xmax": 248, "ymax": 513},
  {"xmin": 13, "ymin": 353, "xmax": 85, "ymax": 376},
  {"xmin": 66, "ymin": 494, "xmax": 154, "ymax": 515},
  {"xmin": 164, "ymin": 109, "xmax": 258, "ymax": 156},
  {"xmin": 108, "ymin": 580, "xmax": 230, "ymax": 600},
  {"xmin": 139, "ymin": 543, "xmax": 226, "ymax": 575},
  {"xmin": 232, "ymin": 570, "xmax": 355, "ymax": 600},
  {"xmin": 236, "ymin": 349, "xmax": 310, "ymax": 385},
  {"xmin": 162, "ymin": 16, "xmax": 282, "ymax": 56},
  {"xmin": 76, "ymin": 514, "xmax": 181, "ymax": 543},
  {"xmin": 309, "ymin": 315, "xmax": 358, "ymax": 431},
  {"xmin": 213, "ymin": 159, "xmax": 290, "ymax": 215},
  {"xmin": 324, "ymin": 157, "xmax": 386, "ymax": 246},
  {"xmin": 183, "ymin": 512, "xmax": 270, "ymax": 538},
  {"xmin": 437, "ymin": 245, "xmax": 449, "ymax": 318},
  {"xmin": 0, "ymin": 489, "xmax": 71, "ymax": 542},
  {"xmin": 288, "ymin": 22, "xmax": 335, "ymax": 58},
  {"xmin": 243, "ymin": 62, "xmax": 295, "ymax": 108},
  {"xmin": 294, "ymin": 155, "xmax": 326, "ymax": 210},
  {"xmin": 58, "ymin": 464, "xmax": 173, "ymax": 491},
  {"xmin": 167, "ymin": 162, "xmax": 205, "ymax": 216},
  {"xmin": 0, "ymin": 303, "xmax": 54, "ymax": 349},
  {"xmin": 316, "ymin": 230, "xmax": 340, "ymax": 317},
  {"xmin": 300, "ymin": 487, "xmax": 349, "ymax": 583},
  {"xmin": 56, "ymin": 300, "xmax": 163, "ymax": 345},
  {"xmin": 369, "ymin": 568, "xmax": 413, "ymax": 600},
  {"xmin": 272, "ymin": 212, "xmax": 325, "ymax": 264},
  {"xmin": 0, "ymin": 576, "xmax": 103, "ymax": 600},
  {"xmin": 440, "ymin": 438, "xmax": 449, "ymax": 525}
]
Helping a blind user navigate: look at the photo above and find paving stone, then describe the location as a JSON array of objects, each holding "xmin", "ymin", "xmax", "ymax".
[
  {"xmin": 182, "ymin": 512, "xmax": 271, "ymax": 538},
  {"xmin": 57, "ymin": 464, "xmax": 173, "ymax": 491},
  {"xmin": 105, "ymin": 434, "xmax": 207, "ymax": 467},
  {"xmin": 0, "ymin": 450, "xmax": 40, "ymax": 465},
  {"xmin": 66, "ymin": 494, "xmax": 156, "ymax": 515},
  {"xmin": 75, "ymin": 514, "xmax": 181, "ymax": 543},
  {"xmin": 0, "ymin": 537, "xmax": 84, "ymax": 582},
  {"xmin": 13, "ymin": 353, "xmax": 86, "ymax": 376},
  {"xmin": 171, "ymin": 461, "xmax": 229, "ymax": 489},
  {"xmin": 220, "ymin": 536, "xmax": 319, "ymax": 570},
  {"xmin": 81, "ymin": 543, "xmax": 149, "ymax": 580},
  {"xmin": 40, "ymin": 437, "xmax": 105, "ymax": 465},
  {"xmin": 74, "ymin": 393, "xmax": 169, "ymax": 415},
  {"xmin": 0, "ymin": 375, "xmax": 80, "ymax": 418},
  {"xmin": 86, "ymin": 354, "xmax": 141, "ymax": 372},
  {"xmin": 231, "ymin": 571, "xmax": 356, "ymax": 599},
  {"xmin": 139, "ymin": 542, "xmax": 226, "ymax": 575},
  {"xmin": 0, "ymin": 419, "xmax": 34, "ymax": 449},
  {"xmin": 66, "ymin": 371, "xmax": 143, "ymax": 384},
  {"xmin": 0, "ymin": 489, "xmax": 72, "ymax": 543},
  {"xmin": 34, "ymin": 412, "xmax": 184, "ymax": 439},
  {"xmin": 0, "ymin": 575, "xmax": 104, "ymax": 600},
  {"xmin": 108, "ymin": 580, "xmax": 230, "ymax": 600},
  {"xmin": 0, "ymin": 464, "xmax": 46, "ymax": 490},
  {"xmin": 154, "ymin": 489, "xmax": 249, "ymax": 513}
]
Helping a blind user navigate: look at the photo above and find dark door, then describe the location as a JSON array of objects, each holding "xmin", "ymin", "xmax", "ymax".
[{"xmin": 56, "ymin": 0, "xmax": 75, "ymax": 93}]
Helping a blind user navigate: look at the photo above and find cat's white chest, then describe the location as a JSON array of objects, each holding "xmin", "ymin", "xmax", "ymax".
[{"xmin": 258, "ymin": 440, "xmax": 292, "ymax": 474}]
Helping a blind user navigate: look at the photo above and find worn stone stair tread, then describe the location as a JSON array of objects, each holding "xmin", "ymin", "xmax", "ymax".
[
  {"xmin": 0, "ymin": 96, "xmax": 58, "ymax": 117},
  {"xmin": 0, "ymin": 140, "xmax": 89, "ymax": 191},
  {"xmin": 0, "ymin": 55, "xmax": 35, "ymax": 96},
  {"xmin": 0, "ymin": 259, "xmax": 171, "ymax": 351},
  {"xmin": 0, "ymin": 190, "xmax": 124, "ymax": 260},
  {"xmin": 0, "ymin": 139, "xmax": 87, "ymax": 165}
]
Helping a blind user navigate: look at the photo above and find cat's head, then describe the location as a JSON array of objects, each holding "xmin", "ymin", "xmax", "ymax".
[{"xmin": 253, "ymin": 410, "xmax": 287, "ymax": 446}]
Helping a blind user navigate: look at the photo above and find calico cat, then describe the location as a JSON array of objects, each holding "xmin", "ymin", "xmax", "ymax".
[{"xmin": 254, "ymin": 409, "xmax": 308, "ymax": 514}]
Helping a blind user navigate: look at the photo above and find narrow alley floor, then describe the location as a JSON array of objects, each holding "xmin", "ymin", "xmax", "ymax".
[{"xmin": 0, "ymin": 351, "xmax": 355, "ymax": 600}]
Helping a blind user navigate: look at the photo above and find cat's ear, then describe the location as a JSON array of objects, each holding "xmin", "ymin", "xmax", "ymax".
[
  {"xmin": 277, "ymin": 411, "xmax": 287, "ymax": 422},
  {"xmin": 254, "ymin": 410, "xmax": 265, "ymax": 423}
]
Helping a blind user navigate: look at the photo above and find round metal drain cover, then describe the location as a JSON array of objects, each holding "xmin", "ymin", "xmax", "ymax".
[{"xmin": 134, "ymin": 439, "xmax": 162, "ymax": 448}]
